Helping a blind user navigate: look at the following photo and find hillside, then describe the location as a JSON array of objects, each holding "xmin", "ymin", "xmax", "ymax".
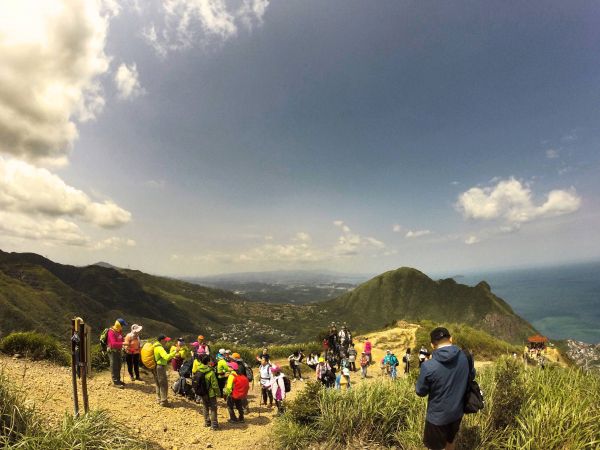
[
  {"xmin": 0, "ymin": 250, "xmax": 320, "ymax": 344},
  {"xmin": 0, "ymin": 251, "xmax": 537, "ymax": 346},
  {"xmin": 319, "ymin": 267, "xmax": 536, "ymax": 343}
]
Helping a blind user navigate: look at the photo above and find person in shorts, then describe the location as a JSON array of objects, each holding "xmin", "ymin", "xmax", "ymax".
[{"xmin": 415, "ymin": 327, "xmax": 473, "ymax": 450}]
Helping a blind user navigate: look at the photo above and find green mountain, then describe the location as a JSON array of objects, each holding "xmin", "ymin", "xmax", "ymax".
[
  {"xmin": 319, "ymin": 267, "xmax": 536, "ymax": 343},
  {"xmin": 0, "ymin": 251, "xmax": 535, "ymax": 345}
]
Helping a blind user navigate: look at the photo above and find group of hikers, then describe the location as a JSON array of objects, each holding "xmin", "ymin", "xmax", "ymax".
[{"xmin": 102, "ymin": 319, "xmax": 479, "ymax": 449}]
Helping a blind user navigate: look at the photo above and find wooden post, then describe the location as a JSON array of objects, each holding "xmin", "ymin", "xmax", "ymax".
[{"xmin": 71, "ymin": 318, "xmax": 80, "ymax": 417}]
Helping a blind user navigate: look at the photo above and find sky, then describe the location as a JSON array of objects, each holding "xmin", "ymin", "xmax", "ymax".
[{"xmin": 1, "ymin": 0, "xmax": 599, "ymax": 277}]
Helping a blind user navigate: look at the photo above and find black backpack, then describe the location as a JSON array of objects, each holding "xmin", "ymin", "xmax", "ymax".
[
  {"xmin": 192, "ymin": 371, "xmax": 209, "ymax": 397},
  {"xmin": 462, "ymin": 350, "xmax": 484, "ymax": 414},
  {"xmin": 179, "ymin": 359, "xmax": 194, "ymax": 378},
  {"xmin": 242, "ymin": 361, "xmax": 254, "ymax": 382},
  {"xmin": 283, "ymin": 375, "xmax": 291, "ymax": 393}
]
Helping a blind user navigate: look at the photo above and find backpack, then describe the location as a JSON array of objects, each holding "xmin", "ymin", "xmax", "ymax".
[
  {"xmin": 390, "ymin": 355, "xmax": 399, "ymax": 367},
  {"xmin": 192, "ymin": 370, "xmax": 209, "ymax": 397},
  {"xmin": 402, "ymin": 355, "xmax": 408, "ymax": 363},
  {"xmin": 282, "ymin": 375, "xmax": 291, "ymax": 393},
  {"xmin": 232, "ymin": 374, "xmax": 250, "ymax": 399},
  {"xmin": 179, "ymin": 359, "xmax": 194, "ymax": 378},
  {"xmin": 242, "ymin": 361, "xmax": 254, "ymax": 382},
  {"xmin": 140, "ymin": 342, "xmax": 157, "ymax": 370},
  {"xmin": 462, "ymin": 350, "xmax": 484, "ymax": 414},
  {"xmin": 99, "ymin": 328, "xmax": 109, "ymax": 352}
]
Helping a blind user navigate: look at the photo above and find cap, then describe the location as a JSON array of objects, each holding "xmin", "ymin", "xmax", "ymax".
[
  {"xmin": 117, "ymin": 318, "xmax": 127, "ymax": 327},
  {"xmin": 218, "ymin": 348, "xmax": 225, "ymax": 355},
  {"xmin": 430, "ymin": 327, "xmax": 451, "ymax": 342},
  {"xmin": 197, "ymin": 335, "xmax": 204, "ymax": 340},
  {"xmin": 232, "ymin": 352, "xmax": 241, "ymax": 359},
  {"xmin": 386, "ymin": 349, "xmax": 391, "ymax": 353},
  {"xmin": 318, "ymin": 357, "xmax": 325, "ymax": 363},
  {"xmin": 228, "ymin": 361, "xmax": 239, "ymax": 371},
  {"xmin": 177, "ymin": 337, "xmax": 185, "ymax": 343},
  {"xmin": 157, "ymin": 335, "xmax": 171, "ymax": 342},
  {"xmin": 270, "ymin": 365, "xmax": 280, "ymax": 373},
  {"xmin": 131, "ymin": 324, "xmax": 142, "ymax": 333}
]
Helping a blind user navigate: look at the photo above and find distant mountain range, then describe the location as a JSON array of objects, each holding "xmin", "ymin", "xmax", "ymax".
[{"xmin": 0, "ymin": 250, "xmax": 535, "ymax": 345}]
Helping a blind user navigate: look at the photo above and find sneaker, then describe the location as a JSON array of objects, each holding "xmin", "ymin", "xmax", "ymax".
[
  {"xmin": 130, "ymin": 376, "xmax": 135, "ymax": 382},
  {"xmin": 211, "ymin": 426, "xmax": 219, "ymax": 431},
  {"xmin": 113, "ymin": 383, "xmax": 124, "ymax": 389},
  {"xmin": 238, "ymin": 418, "xmax": 245, "ymax": 423},
  {"xmin": 227, "ymin": 418, "xmax": 238, "ymax": 423},
  {"xmin": 159, "ymin": 402, "xmax": 171, "ymax": 408},
  {"xmin": 204, "ymin": 423, "xmax": 211, "ymax": 428},
  {"xmin": 135, "ymin": 377, "xmax": 142, "ymax": 381}
]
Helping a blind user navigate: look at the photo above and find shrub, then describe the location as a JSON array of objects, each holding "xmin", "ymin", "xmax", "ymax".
[
  {"xmin": 490, "ymin": 357, "xmax": 526, "ymax": 430},
  {"xmin": 0, "ymin": 332, "xmax": 69, "ymax": 366},
  {"xmin": 90, "ymin": 344, "xmax": 109, "ymax": 371}
]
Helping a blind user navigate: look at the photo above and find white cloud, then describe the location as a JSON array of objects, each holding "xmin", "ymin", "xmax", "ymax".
[
  {"xmin": 144, "ymin": 0, "xmax": 270, "ymax": 56},
  {"xmin": 114, "ymin": 63, "xmax": 145, "ymax": 99},
  {"xmin": 405, "ymin": 229, "xmax": 432, "ymax": 239},
  {"xmin": 92, "ymin": 237, "xmax": 136, "ymax": 250},
  {"xmin": 456, "ymin": 177, "xmax": 581, "ymax": 225},
  {"xmin": 0, "ymin": 0, "xmax": 114, "ymax": 164},
  {"xmin": 293, "ymin": 232, "xmax": 312, "ymax": 243},
  {"xmin": 0, "ymin": 211, "xmax": 89, "ymax": 246},
  {"xmin": 334, "ymin": 222, "xmax": 386, "ymax": 256},
  {"xmin": 545, "ymin": 148, "xmax": 560, "ymax": 159},
  {"xmin": 0, "ymin": 157, "xmax": 132, "ymax": 228},
  {"xmin": 392, "ymin": 224, "xmax": 402, "ymax": 233},
  {"xmin": 464, "ymin": 236, "xmax": 480, "ymax": 245}
]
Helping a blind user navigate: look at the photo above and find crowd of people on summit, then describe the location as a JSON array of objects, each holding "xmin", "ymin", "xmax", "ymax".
[{"xmin": 102, "ymin": 319, "xmax": 477, "ymax": 449}]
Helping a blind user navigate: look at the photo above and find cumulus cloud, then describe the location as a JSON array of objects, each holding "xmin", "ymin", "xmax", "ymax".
[
  {"xmin": 456, "ymin": 177, "xmax": 581, "ymax": 225},
  {"xmin": 114, "ymin": 63, "xmax": 145, "ymax": 99},
  {"xmin": 92, "ymin": 237, "xmax": 137, "ymax": 250},
  {"xmin": 334, "ymin": 221, "xmax": 385, "ymax": 256},
  {"xmin": 0, "ymin": 0, "xmax": 114, "ymax": 164},
  {"xmin": 545, "ymin": 148, "xmax": 559, "ymax": 159},
  {"xmin": 405, "ymin": 229, "xmax": 432, "ymax": 239},
  {"xmin": 143, "ymin": 0, "xmax": 270, "ymax": 56},
  {"xmin": 392, "ymin": 224, "xmax": 402, "ymax": 233},
  {"xmin": 0, "ymin": 157, "xmax": 132, "ymax": 228},
  {"xmin": 0, "ymin": 212, "xmax": 89, "ymax": 246},
  {"xmin": 464, "ymin": 235, "xmax": 480, "ymax": 245}
]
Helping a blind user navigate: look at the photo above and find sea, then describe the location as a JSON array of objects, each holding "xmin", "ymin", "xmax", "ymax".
[{"xmin": 453, "ymin": 261, "xmax": 600, "ymax": 344}]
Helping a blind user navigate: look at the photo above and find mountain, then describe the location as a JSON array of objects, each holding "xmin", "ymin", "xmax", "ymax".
[
  {"xmin": 0, "ymin": 251, "xmax": 536, "ymax": 345},
  {"xmin": 319, "ymin": 267, "xmax": 536, "ymax": 343},
  {"xmin": 0, "ymin": 250, "xmax": 318, "ymax": 344}
]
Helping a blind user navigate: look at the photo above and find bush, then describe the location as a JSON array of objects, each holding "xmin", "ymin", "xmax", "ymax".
[
  {"xmin": 490, "ymin": 357, "xmax": 525, "ymax": 430},
  {"xmin": 0, "ymin": 371, "xmax": 40, "ymax": 445},
  {"xmin": 90, "ymin": 344, "xmax": 109, "ymax": 371},
  {"xmin": 0, "ymin": 332, "xmax": 69, "ymax": 366}
]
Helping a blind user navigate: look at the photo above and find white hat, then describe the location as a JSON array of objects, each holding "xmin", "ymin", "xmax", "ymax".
[
  {"xmin": 219, "ymin": 348, "xmax": 225, "ymax": 354},
  {"xmin": 131, "ymin": 324, "xmax": 143, "ymax": 333},
  {"xmin": 225, "ymin": 349, "xmax": 231, "ymax": 354}
]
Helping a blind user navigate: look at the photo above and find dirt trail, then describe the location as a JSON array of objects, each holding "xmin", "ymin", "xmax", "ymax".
[{"xmin": 0, "ymin": 354, "xmax": 290, "ymax": 450}]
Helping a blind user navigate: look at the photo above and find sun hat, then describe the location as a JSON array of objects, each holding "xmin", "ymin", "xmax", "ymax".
[
  {"xmin": 228, "ymin": 361, "xmax": 239, "ymax": 371},
  {"xmin": 197, "ymin": 335, "xmax": 205, "ymax": 340},
  {"xmin": 270, "ymin": 365, "xmax": 280, "ymax": 373},
  {"xmin": 232, "ymin": 352, "xmax": 241, "ymax": 359},
  {"xmin": 225, "ymin": 349, "xmax": 231, "ymax": 354},
  {"xmin": 131, "ymin": 324, "xmax": 142, "ymax": 333},
  {"xmin": 318, "ymin": 357, "xmax": 325, "ymax": 363},
  {"xmin": 218, "ymin": 348, "xmax": 225, "ymax": 355}
]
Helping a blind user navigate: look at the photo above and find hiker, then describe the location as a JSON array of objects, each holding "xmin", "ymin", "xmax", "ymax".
[
  {"xmin": 288, "ymin": 350, "xmax": 304, "ymax": 381},
  {"xmin": 419, "ymin": 346, "xmax": 429, "ymax": 368},
  {"xmin": 336, "ymin": 366, "xmax": 351, "ymax": 390},
  {"xmin": 327, "ymin": 326, "xmax": 338, "ymax": 358},
  {"xmin": 171, "ymin": 338, "xmax": 191, "ymax": 372},
  {"xmin": 360, "ymin": 351, "xmax": 369, "ymax": 378},
  {"xmin": 363, "ymin": 337, "xmax": 372, "ymax": 364},
  {"xmin": 153, "ymin": 335, "xmax": 177, "ymax": 407},
  {"xmin": 316, "ymin": 357, "xmax": 334, "ymax": 388},
  {"xmin": 197, "ymin": 335, "xmax": 210, "ymax": 356},
  {"xmin": 383, "ymin": 350, "xmax": 399, "ymax": 380},
  {"xmin": 224, "ymin": 362, "xmax": 250, "ymax": 423},
  {"xmin": 255, "ymin": 347, "xmax": 269, "ymax": 365},
  {"xmin": 306, "ymin": 352, "xmax": 319, "ymax": 370},
  {"xmin": 268, "ymin": 365, "xmax": 286, "ymax": 415},
  {"xmin": 348, "ymin": 344, "xmax": 357, "ymax": 372},
  {"xmin": 403, "ymin": 348, "xmax": 411, "ymax": 374},
  {"xmin": 232, "ymin": 352, "xmax": 253, "ymax": 413},
  {"xmin": 338, "ymin": 325, "xmax": 352, "ymax": 353},
  {"xmin": 216, "ymin": 349, "xmax": 230, "ymax": 398},
  {"xmin": 107, "ymin": 318, "xmax": 127, "ymax": 388},
  {"xmin": 416, "ymin": 327, "xmax": 473, "ymax": 450},
  {"xmin": 123, "ymin": 323, "xmax": 142, "ymax": 382},
  {"xmin": 192, "ymin": 354, "xmax": 220, "ymax": 430},
  {"xmin": 259, "ymin": 356, "xmax": 274, "ymax": 407},
  {"xmin": 190, "ymin": 341, "xmax": 200, "ymax": 360}
]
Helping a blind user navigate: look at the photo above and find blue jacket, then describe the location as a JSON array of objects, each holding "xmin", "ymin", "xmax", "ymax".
[{"xmin": 415, "ymin": 345, "xmax": 473, "ymax": 426}]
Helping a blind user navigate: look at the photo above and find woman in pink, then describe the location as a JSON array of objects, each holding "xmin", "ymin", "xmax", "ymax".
[
  {"xmin": 364, "ymin": 337, "xmax": 372, "ymax": 364},
  {"xmin": 107, "ymin": 318, "xmax": 127, "ymax": 387},
  {"xmin": 268, "ymin": 365, "xmax": 286, "ymax": 415}
]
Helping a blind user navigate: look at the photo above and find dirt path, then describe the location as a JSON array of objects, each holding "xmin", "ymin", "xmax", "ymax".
[{"xmin": 0, "ymin": 354, "xmax": 290, "ymax": 450}]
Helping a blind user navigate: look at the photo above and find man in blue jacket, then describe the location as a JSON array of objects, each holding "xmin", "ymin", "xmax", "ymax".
[{"xmin": 416, "ymin": 327, "xmax": 473, "ymax": 450}]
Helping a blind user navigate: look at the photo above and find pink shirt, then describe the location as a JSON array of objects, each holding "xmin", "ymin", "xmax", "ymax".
[
  {"xmin": 364, "ymin": 341, "xmax": 372, "ymax": 353},
  {"xmin": 107, "ymin": 328, "xmax": 124, "ymax": 350}
]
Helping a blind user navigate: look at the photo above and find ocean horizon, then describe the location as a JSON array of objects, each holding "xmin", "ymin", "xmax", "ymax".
[{"xmin": 455, "ymin": 261, "xmax": 600, "ymax": 344}]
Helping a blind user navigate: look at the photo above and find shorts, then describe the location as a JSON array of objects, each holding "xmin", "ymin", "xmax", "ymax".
[{"xmin": 423, "ymin": 417, "xmax": 462, "ymax": 450}]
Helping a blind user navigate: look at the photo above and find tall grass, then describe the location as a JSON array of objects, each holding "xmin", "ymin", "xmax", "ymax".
[
  {"xmin": 274, "ymin": 357, "xmax": 600, "ymax": 449},
  {"xmin": 0, "ymin": 372, "xmax": 147, "ymax": 449},
  {"xmin": 0, "ymin": 332, "xmax": 69, "ymax": 366}
]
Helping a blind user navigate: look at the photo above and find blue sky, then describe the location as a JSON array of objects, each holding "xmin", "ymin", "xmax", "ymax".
[{"xmin": 1, "ymin": 0, "xmax": 599, "ymax": 276}]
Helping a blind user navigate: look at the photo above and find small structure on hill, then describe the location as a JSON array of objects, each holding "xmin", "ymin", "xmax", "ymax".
[{"xmin": 527, "ymin": 334, "xmax": 548, "ymax": 350}]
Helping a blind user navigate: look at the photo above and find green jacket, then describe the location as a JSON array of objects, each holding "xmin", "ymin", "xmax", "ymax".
[
  {"xmin": 192, "ymin": 360, "xmax": 220, "ymax": 398},
  {"xmin": 224, "ymin": 372, "xmax": 237, "ymax": 397},
  {"xmin": 216, "ymin": 358, "xmax": 230, "ymax": 379},
  {"xmin": 154, "ymin": 342, "xmax": 176, "ymax": 366}
]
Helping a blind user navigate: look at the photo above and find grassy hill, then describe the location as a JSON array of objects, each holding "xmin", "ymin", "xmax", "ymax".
[
  {"xmin": 319, "ymin": 267, "xmax": 536, "ymax": 343},
  {"xmin": 0, "ymin": 251, "xmax": 536, "ymax": 346}
]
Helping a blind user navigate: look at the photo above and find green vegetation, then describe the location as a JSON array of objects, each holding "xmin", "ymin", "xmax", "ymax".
[
  {"xmin": 0, "ymin": 332, "xmax": 69, "ymax": 366},
  {"xmin": 274, "ymin": 358, "xmax": 600, "ymax": 449},
  {"xmin": 321, "ymin": 268, "xmax": 536, "ymax": 344},
  {"xmin": 414, "ymin": 321, "xmax": 522, "ymax": 360},
  {"xmin": 0, "ymin": 372, "xmax": 147, "ymax": 449}
]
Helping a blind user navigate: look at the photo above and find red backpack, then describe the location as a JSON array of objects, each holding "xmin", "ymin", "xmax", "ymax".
[{"xmin": 232, "ymin": 374, "xmax": 250, "ymax": 400}]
